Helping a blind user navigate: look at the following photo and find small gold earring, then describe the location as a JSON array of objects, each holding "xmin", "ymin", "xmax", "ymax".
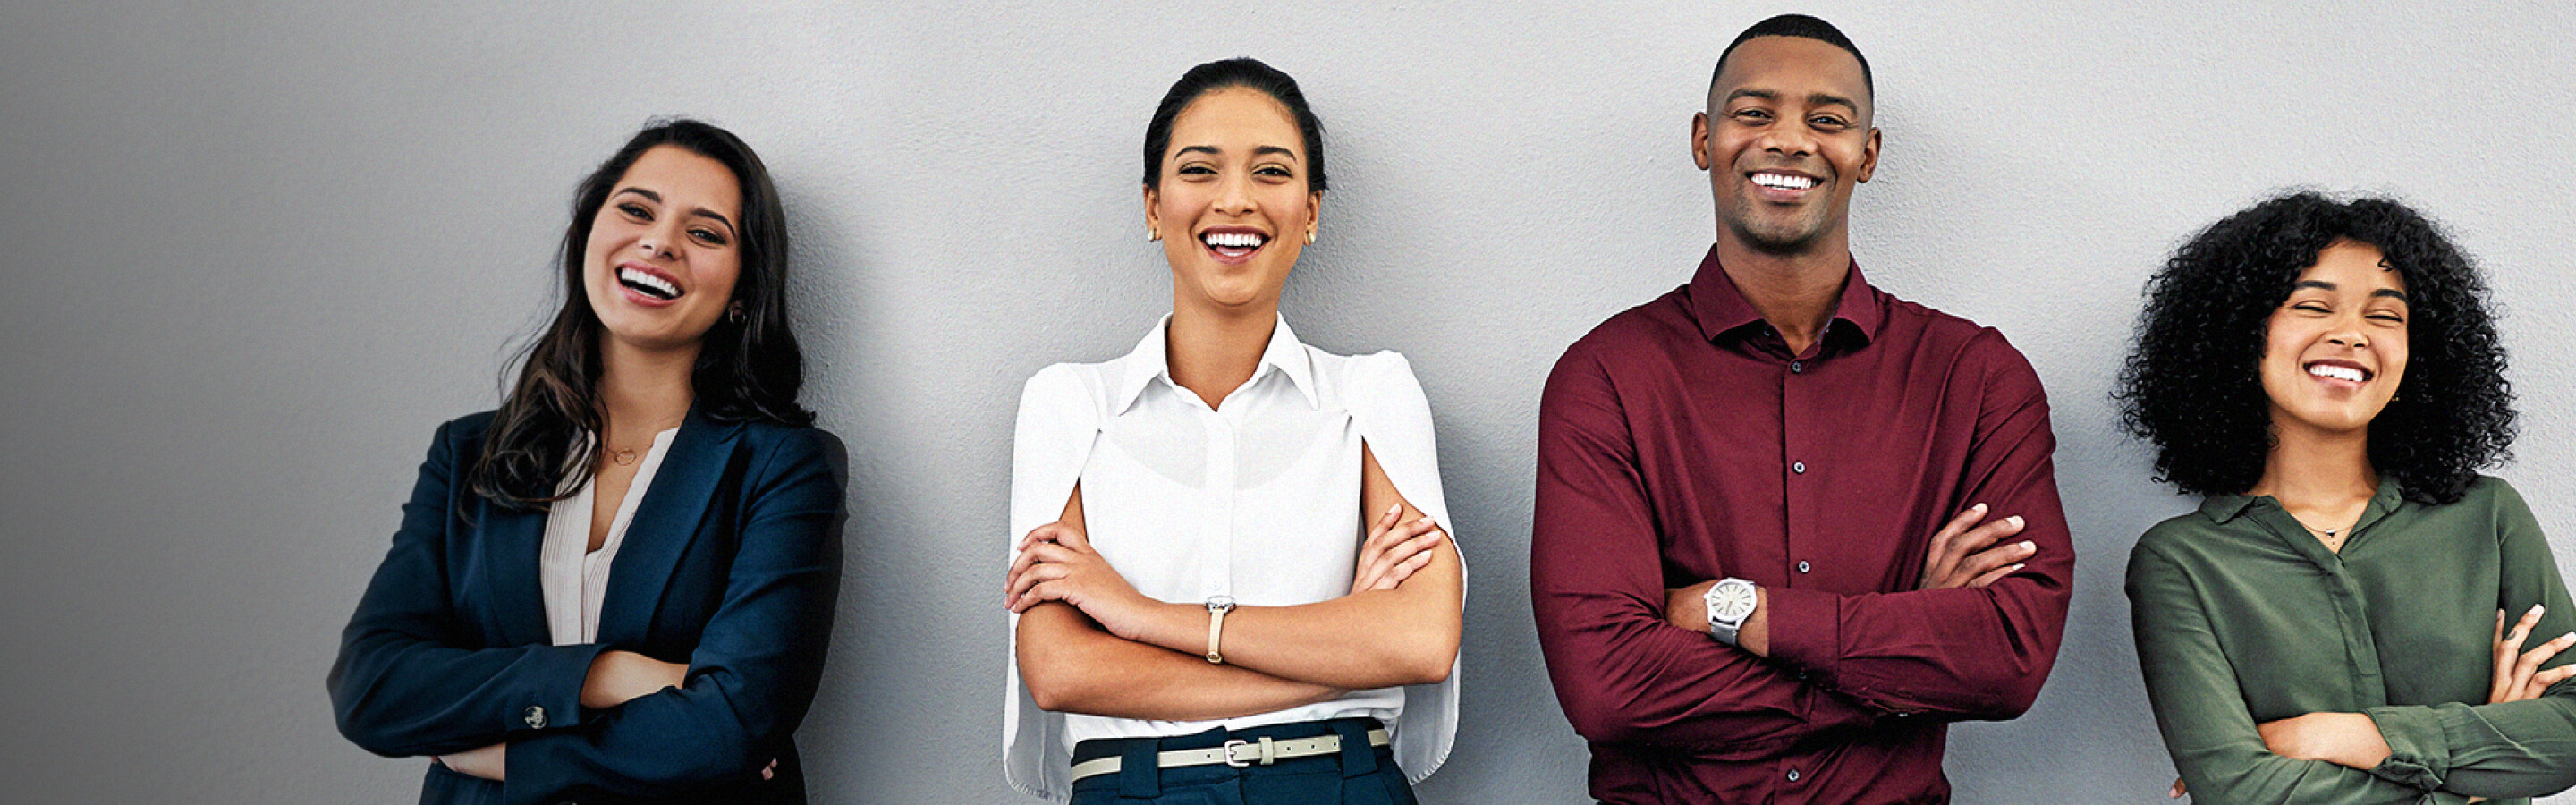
[
  {"xmin": 1305, "ymin": 229, "xmax": 1316, "ymax": 244},
  {"xmin": 1148, "ymin": 227, "xmax": 1162, "ymax": 242}
]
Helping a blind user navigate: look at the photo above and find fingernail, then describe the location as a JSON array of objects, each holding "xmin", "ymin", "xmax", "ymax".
[
  {"xmin": 2006, "ymin": 515, "xmax": 2024, "ymax": 528},
  {"xmin": 1971, "ymin": 503, "xmax": 1987, "ymax": 513},
  {"xmin": 2536, "ymin": 605, "xmax": 2548, "ymax": 617},
  {"xmin": 1388, "ymin": 504, "xmax": 1404, "ymax": 516},
  {"xmin": 2019, "ymin": 540, "xmax": 2036, "ymax": 552},
  {"xmin": 2009, "ymin": 564, "xmax": 2025, "ymax": 572}
]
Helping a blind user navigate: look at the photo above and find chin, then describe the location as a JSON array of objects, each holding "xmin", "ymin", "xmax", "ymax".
[{"xmin": 1732, "ymin": 224, "xmax": 1826, "ymax": 254}]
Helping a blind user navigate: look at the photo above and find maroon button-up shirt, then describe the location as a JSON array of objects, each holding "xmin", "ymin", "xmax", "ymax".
[{"xmin": 1531, "ymin": 246, "xmax": 2073, "ymax": 804}]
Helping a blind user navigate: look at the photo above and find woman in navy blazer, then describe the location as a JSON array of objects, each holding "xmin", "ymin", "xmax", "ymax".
[{"xmin": 330, "ymin": 119, "xmax": 843, "ymax": 804}]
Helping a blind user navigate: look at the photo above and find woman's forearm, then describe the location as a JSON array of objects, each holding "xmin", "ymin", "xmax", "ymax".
[
  {"xmin": 1017, "ymin": 603, "xmax": 1345, "ymax": 721},
  {"xmin": 1121, "ymin": 543, "xmax": 1462, "ymax": 690}
]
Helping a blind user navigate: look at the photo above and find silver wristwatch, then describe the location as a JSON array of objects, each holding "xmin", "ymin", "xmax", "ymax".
[
  {"xmin": 1203, "ymin": 596, "xmax": 1237, "ymax": 664},
  {"xmin": 1704, "ymin": 578, "xmax": 1758, "ymax": 646}
]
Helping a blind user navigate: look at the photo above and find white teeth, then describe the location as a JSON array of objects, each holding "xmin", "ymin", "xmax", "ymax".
[
  {"xmin": 2308, "ymin": 364, "xmax": 2366, "ymax": 383},
  {"xmin": 618, "ymin": 267, "xmax": 679, "ymax": 299},
  {"xmin": 1201, "ymin": 232, "xmax": 1266, "ymax": 249},
  {"xmin": 1751, "ymin": 173, "xmax": 1817, "ymax": 190}
]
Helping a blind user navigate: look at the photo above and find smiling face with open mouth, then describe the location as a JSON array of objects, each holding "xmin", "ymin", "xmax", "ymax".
[
  {"xmin": 581, "ymin": 144, "xmax": 743, "ymax": 355},
  {"xmin": 1695, "ymin": 35, "xmax": 1878, "ymax": 256},
  {"xmin": 1146, "ymin": 86, "xmax": 1318, "ymax": 314},
  {"xmin": 2259, "ymin": 239, "xmax": 2411, "ymax": 438}
]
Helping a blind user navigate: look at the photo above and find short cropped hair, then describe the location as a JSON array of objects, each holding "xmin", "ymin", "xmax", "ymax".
[{"xmin": 1711, "ymin": 13, "xmax": 1874, "ymax": 101}]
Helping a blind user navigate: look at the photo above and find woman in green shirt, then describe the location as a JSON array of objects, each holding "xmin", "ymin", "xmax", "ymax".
[{"xmin": 2119, "ymin": 191, "xmax": 2576, "ymax": 804}]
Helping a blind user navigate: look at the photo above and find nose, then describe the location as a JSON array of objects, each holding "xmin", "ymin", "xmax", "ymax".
[
  {"xmin": 2326, "ymin": 325, "xmax": 2369, "ymax": 350},
  {"xmin": 1756, "ymin": 119, "xmax": 1816, "ymax": 157},
  {"xmin": 637, "ymin": 224, "xmax": 677, "ymax": 258},
  {"xmin": 1214, "ymin": 171, "xmax": 1258, "ymax": 216}
]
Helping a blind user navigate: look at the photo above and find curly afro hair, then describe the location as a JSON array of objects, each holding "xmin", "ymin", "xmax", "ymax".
[{"xmin": 2116, "ymin": 191, "xmax": 2515, "ymax": 505}]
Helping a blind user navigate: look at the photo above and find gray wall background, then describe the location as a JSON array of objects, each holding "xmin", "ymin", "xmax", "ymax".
[{"xmin": 4, "ymin": 1, "xmax": 2572, "ymax": 802}]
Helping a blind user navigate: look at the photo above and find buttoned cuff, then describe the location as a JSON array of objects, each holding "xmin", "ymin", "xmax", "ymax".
[
  {"xmin": 508, "ymin": 643, "xmax": 609, "ymax": 734},
  {"xmin": 1762, "ymin": 585, "xmax": 1842, "ymax": 682},
  {"xmin": 2363, "ymin": 704, "xmax": 2453, "ymax": 791}
]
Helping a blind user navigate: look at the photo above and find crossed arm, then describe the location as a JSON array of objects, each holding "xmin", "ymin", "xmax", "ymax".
[
  {"xmin": 1659, "ymin": 502, "xmax": 2038, "ymax": 656},
  {"xmin": 1529, "ymin": 338, "xmax": 2073, "ymax": 748},
  {"xmin": 2135, "ymin": 511, "xmax": 2576, "ymax": 803},
  {"xmin": 1007, "ymin": 445, "xmax": 1462, "ymax": 721},
  {"xmin": 330, "ymin": 423, "xmax": 841, "ymax": 798}
]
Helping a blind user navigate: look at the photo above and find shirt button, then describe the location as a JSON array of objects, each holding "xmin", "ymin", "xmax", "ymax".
[
  {"xmin": 1792, "ymin": 462, "xmax": 1807, "ymax": 474},
  {"xmin": 1797, "ymin": 560, "xmax": 1812, "ymax": 573},
  {"xmin": 1790, "ymin": 360, "xmax": 1804, "ymax": 374},
  {"xmin": 1787, "ymin": 768, "xmax": 1801, "ymax": 782},
  {"xmin": 522, "ymin": 705, "xmax": 547, "ymax": 729}
]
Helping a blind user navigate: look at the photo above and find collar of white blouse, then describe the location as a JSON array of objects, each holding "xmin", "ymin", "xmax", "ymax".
[{"xmin": 1111, "ymin": 312, "xmax": 1319, "ymax": 416}]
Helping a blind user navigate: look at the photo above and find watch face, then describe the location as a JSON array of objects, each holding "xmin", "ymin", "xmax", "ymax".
[
  {"xmin": 1708, "ymin": 582, "xmax": 1757, "ymax": 622},
  {"xmin": 1206, "ymin": 595, "xmax": 1236, "ymax": 613}
]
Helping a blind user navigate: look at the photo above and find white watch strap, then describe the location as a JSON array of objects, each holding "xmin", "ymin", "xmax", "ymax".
[{"xmin": 1206, "ymin": 606, "xmax": 1229, "ymax": 664}]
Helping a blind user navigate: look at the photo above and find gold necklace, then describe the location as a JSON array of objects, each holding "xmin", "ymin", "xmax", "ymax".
[{"xmin": 2294, "ymin": 516, "xmax": 2359, "ymax": 548}]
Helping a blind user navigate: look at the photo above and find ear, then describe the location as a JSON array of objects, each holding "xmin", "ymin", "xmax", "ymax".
[
  {"xmin": 1690, "ymin": 111, "xmax": 1713, "ymax": 171},
  {"xmin": 1142, "ymin": 184, "xmax": 1161, "ymax": 234},
  {"xmin": 1306, "ymin": 189, "xmax": 1322, "ymax": 236},
  {"xmin": 1855, "ymin": 127, "xmax": 1881, "ymax": 183}
]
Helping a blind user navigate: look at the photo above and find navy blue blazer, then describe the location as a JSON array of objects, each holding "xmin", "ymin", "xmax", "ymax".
[{"xmin": 330, "ymin": 408, "xmax": 843, "ymax": 805}]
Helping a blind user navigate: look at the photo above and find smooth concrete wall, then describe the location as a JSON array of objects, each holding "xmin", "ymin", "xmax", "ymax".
[{"xmin": 4, "ymin": 2, "xmax": 2571, "ymax": 802}]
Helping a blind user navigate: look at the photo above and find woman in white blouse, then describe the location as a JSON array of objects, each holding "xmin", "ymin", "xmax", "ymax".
[
  {"xmin": 330, "ymin": 119, "xmax": 843, "ymax": 804},
  {"xmin": 1003, "ymin": 58, "xmax": 1464, "ymax": 804}
]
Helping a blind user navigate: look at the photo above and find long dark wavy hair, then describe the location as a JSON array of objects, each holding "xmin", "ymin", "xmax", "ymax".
[
  {"xmin": 470, "ymin": 118, "xmax": 812, "ymax": 510},
  {"xmin": 2115, "ymin": 191, "xmax": 2514, "ymax": 505}
]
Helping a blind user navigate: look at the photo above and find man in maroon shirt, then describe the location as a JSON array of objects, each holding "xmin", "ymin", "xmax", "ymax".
[{"xmin": 1530, "ymin": 14, "xmax": 2074, "ymax": 804}]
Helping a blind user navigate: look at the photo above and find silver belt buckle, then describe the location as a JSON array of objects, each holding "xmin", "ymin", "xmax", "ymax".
[{"xmin": 1221, "ymin": 739, "xmax": 1252, "ymax": 767}]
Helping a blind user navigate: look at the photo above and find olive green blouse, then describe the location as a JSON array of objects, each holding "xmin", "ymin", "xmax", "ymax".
[{"xmin": 2128, "ymin": 476, "xmax": 2576, "ymax": 804}]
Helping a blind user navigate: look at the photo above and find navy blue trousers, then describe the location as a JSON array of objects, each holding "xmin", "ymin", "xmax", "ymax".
[{"xmin": 1069, "ymin": 718, "xmax": 1417, "ymax": 805}]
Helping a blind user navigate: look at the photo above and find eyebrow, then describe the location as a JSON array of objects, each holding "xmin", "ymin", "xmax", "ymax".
[
  {"xmin": 2291, "ymin": 279, "xmax": 2410, "ymax": 301},
  {"xmin": 614, "ymin": 187, "xmax": 736, "ymax": 233},
  {"xmin": 1174, "ymin": 144, "xmax": 1302, "ymax": 163},
  {"xmin": 1723, "ymin": 88, "xmax": 1860, "ymax": 113}
]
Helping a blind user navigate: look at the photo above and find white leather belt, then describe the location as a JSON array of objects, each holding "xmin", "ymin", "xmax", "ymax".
[{"xmin": 1069, "ymin": 728, "xmax": 1391, "ymax": 782}]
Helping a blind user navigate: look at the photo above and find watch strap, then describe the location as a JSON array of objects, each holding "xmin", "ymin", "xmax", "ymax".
[{"xmin": 1205, "ymin": 603, "xmax": 1231, "ymax": 664}]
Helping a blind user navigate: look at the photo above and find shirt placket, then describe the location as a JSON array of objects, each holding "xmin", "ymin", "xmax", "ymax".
[
  {"xmin": 2270, "ymin": 509, "xmax": 2389, "ymax": 705},
  {"xmin": 1199, "ymin": 400, "xmax": 1239, "ymax": 604},
  {"xmin": 1777, "ymin": 349, "xmax": 1819, "ymax": 805},
  {"xmin": 1780, "ymin": 353, "xmax": 1815, "ymax": 588},
  {"xmin": 2319, "ymin": 555, "xmax": 2386, "ymax": 705}
]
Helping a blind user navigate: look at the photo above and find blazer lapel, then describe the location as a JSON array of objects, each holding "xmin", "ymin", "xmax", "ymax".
[
  {"xmin": 595, "ymin": 408, "xmax": 738, "ymax": 647},
  {"xmin": 477, "ymin": 501, "xmax": 555, "ymax": 648}
]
